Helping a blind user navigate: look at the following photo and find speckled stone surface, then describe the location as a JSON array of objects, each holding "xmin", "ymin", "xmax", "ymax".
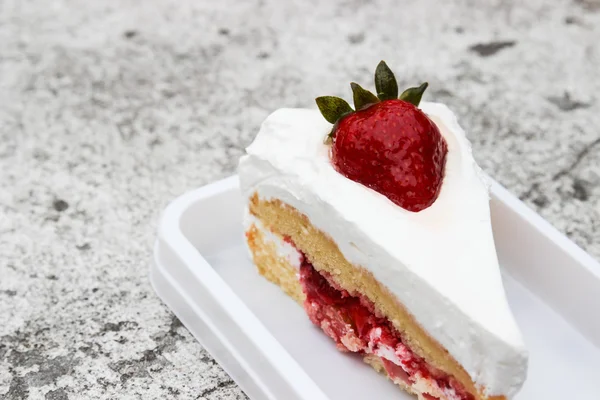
[{"xmin": 1, "ymin": 0, "xmax": 599, "ymax": 399}]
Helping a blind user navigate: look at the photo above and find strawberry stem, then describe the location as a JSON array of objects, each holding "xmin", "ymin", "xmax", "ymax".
[
  {"xmin": 375, "ymin": 61, "xmax": 399, "ymax": 101},
  {"xmin": 350, "ymin": 82, "xmax": 379, "ymax": 110},
  {"xmin": 315, "ymin": 96, "xmax": 353, "ymax": 124},
  {"xmin": 399, "ymin": 83, "xmax": 428, "ymax": 107}
]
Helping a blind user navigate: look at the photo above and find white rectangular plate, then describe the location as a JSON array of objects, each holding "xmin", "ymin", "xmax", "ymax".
[{"xmin": 151, "ymin": 176, "xmax": 600, "ymax": 400}]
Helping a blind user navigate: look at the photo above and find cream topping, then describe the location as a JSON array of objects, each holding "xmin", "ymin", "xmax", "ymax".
[{"xmin": 244, "ymin": 211, "xmax": 303, "ymax": 269}]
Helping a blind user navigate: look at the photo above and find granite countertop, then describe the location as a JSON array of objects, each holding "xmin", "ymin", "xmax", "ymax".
[{"xmin": 1, "ymin": 0, "xmax": 599, "ymax": 399}]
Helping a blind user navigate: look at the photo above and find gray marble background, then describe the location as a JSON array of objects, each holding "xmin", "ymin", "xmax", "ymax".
[{"xmin": 1, "ymin": 0, "xmax": 599, "ymax": 399}]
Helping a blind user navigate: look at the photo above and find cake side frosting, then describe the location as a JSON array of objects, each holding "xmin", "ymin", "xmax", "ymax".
[
  {"xmin": 244, "ymin": 210, "xmax": 303, "ymax": 269},
  {"xmin": 238, "ymin": 104, "xmax": 528, "ymax": 397}
]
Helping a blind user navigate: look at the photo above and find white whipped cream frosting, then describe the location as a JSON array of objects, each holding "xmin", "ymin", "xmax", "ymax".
[
  {"xmin": 238, "ymin": 103, "xmax": 528, "ymax": 397},
  {"xmin": 245, "ymin": 211, "xmax": 303, "ymax": 269}
]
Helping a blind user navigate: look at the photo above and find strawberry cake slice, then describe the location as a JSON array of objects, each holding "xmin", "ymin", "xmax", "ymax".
[{"xmin": 238, "ymin": 62, "xmax": 528, "ymax": 400}]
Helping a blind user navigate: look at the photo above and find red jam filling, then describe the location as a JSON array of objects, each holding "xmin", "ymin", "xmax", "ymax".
[{"xmin": 298, "ymin": 257, "xmax": 474, "ymax": 400}]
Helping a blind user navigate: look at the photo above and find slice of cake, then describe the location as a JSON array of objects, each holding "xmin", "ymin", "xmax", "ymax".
[{"xmin": 239, "ymin": 62, "xmax": 528, "ymax": 400}]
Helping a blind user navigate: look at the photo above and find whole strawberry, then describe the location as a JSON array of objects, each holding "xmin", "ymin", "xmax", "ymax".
[{"xmin": 316, "ymin": 61, "xmax": 447, "ymax": 212}]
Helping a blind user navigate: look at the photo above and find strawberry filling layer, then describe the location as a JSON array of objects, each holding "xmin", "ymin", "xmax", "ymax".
[{"xmin": 298, "ymin": 257, "xmax": 474, "ymax": 400}]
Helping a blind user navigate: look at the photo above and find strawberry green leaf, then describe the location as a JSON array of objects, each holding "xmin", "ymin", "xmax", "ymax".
[
  {"xmin": 351, "ymin": 82, "xmax": 379, "ymax": 110},
  {"xmin": 374, "ymin": 61, "xmax": 398, "ymax": 101},
  {"xmin": 399, "ymin": 82, "xmax": 428, "ymax": 107},
  {"xmin": 315, "ymin": 96, "xmax": 353, "ymax": 124},
  {"xmin": 323, "ymin": 130, "xmax": 334, "ymax": 144}
]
